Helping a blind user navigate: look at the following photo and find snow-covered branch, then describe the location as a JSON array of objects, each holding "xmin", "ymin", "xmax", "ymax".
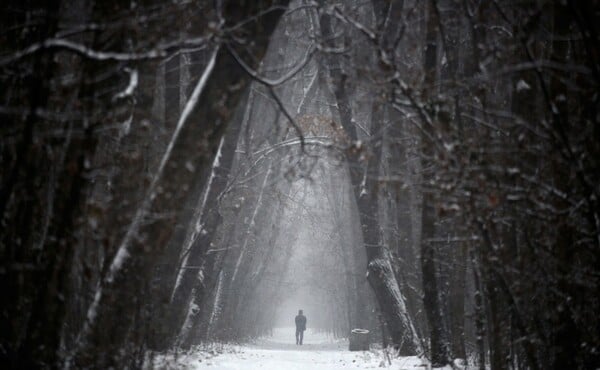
[
  {"xmin": 113, "ymin": 68, "xmax": 138, "ymax": 101},
  {"xmin": 0, "ymin": 36, "xmax": 210, "ymax": 67}
]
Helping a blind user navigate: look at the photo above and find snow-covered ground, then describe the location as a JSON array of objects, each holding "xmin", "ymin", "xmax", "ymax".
[{"xmin": 153, "ymin": 328, "xmax": 426, "ymax": 369}]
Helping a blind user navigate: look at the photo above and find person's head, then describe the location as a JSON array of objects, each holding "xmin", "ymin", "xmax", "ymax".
[{"xmin": 298, "ymin": 309, "xmax": 303, "ymax": 315}]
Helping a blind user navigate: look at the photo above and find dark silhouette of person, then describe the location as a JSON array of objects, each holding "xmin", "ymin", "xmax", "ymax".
[{"xmin": 295, "ymin": 309, "xmax": 307, "ymax": 345}]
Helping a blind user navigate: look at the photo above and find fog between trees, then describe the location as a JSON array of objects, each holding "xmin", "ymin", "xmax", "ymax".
[{"xmin": 1, "ymin": 0, "xmax": 599, "ymax": 369}]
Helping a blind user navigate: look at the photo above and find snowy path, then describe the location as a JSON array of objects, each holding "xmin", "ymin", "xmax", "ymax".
[{"xmin": 185, "ymin": 328, "xmax": 424, "ymax": 369}]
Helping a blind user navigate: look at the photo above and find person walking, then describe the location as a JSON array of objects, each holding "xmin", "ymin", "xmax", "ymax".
[{"xmin": 295, "ymin": 309, "xmax": 307, "ymax": 345}]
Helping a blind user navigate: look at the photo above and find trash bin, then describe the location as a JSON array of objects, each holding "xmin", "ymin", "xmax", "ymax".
[{"xmin": 349, "ymin": 328, "xmax": 370, "ymax": 351}]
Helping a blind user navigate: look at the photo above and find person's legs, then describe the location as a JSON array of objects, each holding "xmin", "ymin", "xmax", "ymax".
[
  {"xmin": 299, "ymin": 330, "xmax": 304, "ymax": 345},
  {"xmin": 295, "ymin": 329, "xmax": 299, "ymax": 345}
]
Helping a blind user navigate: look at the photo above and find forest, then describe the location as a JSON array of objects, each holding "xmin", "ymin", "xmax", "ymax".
[{"xmin": 1, "ymin": 0, "xmax": 599, "ymax": 369}]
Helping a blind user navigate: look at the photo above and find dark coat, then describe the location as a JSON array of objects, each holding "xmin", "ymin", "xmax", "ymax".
[{"xmin": 295, "ymin": 314, "xmax": 307, "ymax": 331}]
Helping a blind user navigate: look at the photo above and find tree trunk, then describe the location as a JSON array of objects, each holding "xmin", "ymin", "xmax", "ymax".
[
  {"xmin": 320, "ymin": 6, "xmax": 421, "ymax": 352},
  {"xmin": 417, "ymin": 0, "xmax": 453, "ymax": 366},
  {"xmin": 165, "ymin": 93, "xmax": 243, "ymax": 346}
]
